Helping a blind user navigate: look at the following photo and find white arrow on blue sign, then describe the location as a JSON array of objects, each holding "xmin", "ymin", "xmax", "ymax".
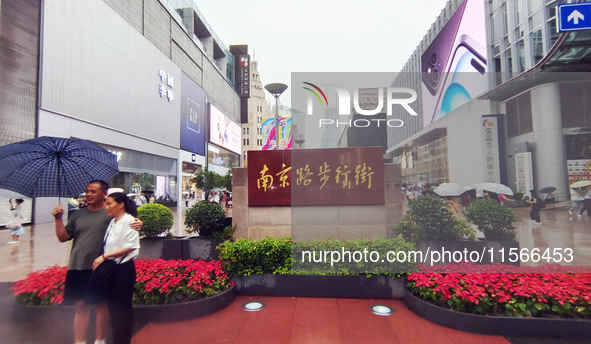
[{"xmin": 558, "ymin": 3, "xmax": 591, "ymax": 32}]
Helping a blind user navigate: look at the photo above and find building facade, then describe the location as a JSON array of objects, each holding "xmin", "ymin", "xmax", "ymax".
[
  {"xmin": 0, "ymin": 0, "xmax": 243, "ymax": 224},
  {"xmin": 241, "ymin": 60, "xmax": 275, "ymax": 165},
  {"xmin": 385, "ymin": 0, "xmax": 589, "ymax": 201}
]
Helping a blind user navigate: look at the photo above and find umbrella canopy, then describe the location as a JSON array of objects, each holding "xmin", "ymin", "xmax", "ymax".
[
  {"xmin": 433, "ymin": 183, "xmax": 466, "ymax": 197},
  {"xmin": 570, "ymin": 180, "xmax": 591, "ymax": 189},
  {"xmin": 0, "ymin": 137, "xmax": 119, "ymax": 197},
  {"xmin": 0, "ymin": 188, "xmax": 30, "ymax": 199},
  {"xmin": 108, "ymin": 188, "xmax": 124, "ymax": 195},
  {"xmin": 475, "ymin": 182, "xmax": 514, "ymax": 196},
  {"xmin": 539, "ymin": 186, "xmax": 557, "ymax": 193}
]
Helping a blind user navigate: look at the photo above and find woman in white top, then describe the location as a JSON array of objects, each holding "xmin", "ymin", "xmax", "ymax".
[{"xmin": 92, "ymin": 192, "xmax": 140, "ymax": 344}]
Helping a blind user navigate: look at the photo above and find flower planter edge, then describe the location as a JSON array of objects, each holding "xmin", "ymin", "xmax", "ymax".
[
  {"xmin": 403, "ymin": 288, "xmax": 591, "ymax": 339},
  {"xmin": 12, "ymin": 285, "xmax": 235, "ymax": 324}
]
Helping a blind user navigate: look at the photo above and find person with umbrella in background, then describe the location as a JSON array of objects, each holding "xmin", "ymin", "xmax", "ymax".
[
  {"xmin": 539, "ymin": 186, "xmax": 557, "ymax": 204},
  {"xmin": 580, "ymin": 186, "xmax": 591, "ymax": 217},
  {"xmin": 569, "ymin": 187, "xmax": 584, "ymax": 217},
  {"xmin": 528, "ymin": 189, "xmax": 543, "ymax": 225},
  {"xmin": 53, "ymin": 181, "xmax": 143, "ymax": 344}
]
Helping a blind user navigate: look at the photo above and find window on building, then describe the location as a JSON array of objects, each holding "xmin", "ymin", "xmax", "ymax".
[
  {"xmin": 247, "ymin": 127, "xmax": 250, "ymax": 134},
  {"xmin": 246, "ymin": 138, "xmax": 250, "ymax": 145},
  {"xmin": 528, "ymin": 0, "xmax": 541, "ymax": 15},
  {"xmin": 530, "ymin": 29, "xmax": 543, "ymax": 65},
  {"xmin": 506, "ymin": 92, "xmax": 533, "ymax": 138},
  {"xmin": 506, "ymin": 48, "xmax": 514, "ymax": 78},
  {"xmin": 515, "ymin": 0, "xmax": 523, "ymax": 25},
  {"xmin": 516, "ymin": 40, "xmax": 526, "ymax": 73},
  {"xmin": 561, "ymin": 82, "xmax": 591, "ymax": 128},
  {"xmin": 244, "ymin": 152, "xmax": 247, "ymax": 160}
]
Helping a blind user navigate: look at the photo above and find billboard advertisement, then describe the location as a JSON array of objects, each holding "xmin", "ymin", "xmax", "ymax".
[
  {"xmin": 262, "ymin": 117, "xmax": 293, "ymax": 150},
  {"xmin": 421, "ymin": 0, "xmax": 488, "ymax": 127},
  {"xmin": 180, "ymin": 73, "xmax": 206, "ymax": 155},
  {"xmin": 209, "ymin": 104, "xmax": 242, "ymax": 155}
]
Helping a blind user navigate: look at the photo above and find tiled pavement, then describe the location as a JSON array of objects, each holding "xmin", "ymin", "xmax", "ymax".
[{"xmin": 0, "ymin": 204, "xmax": 589, "ymax": 343}]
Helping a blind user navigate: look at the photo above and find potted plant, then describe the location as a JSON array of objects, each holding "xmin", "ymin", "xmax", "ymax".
[
  {"xmin": 184, "ymin": 201, "xmax": 228, "ymax": 260},
  {"xmin": 136, "ymin": 204, "xmax": 181, "ymax": 259},
  {"xmin": 464, "ymin": 199, "xmax": 517, "ymax": 241}
]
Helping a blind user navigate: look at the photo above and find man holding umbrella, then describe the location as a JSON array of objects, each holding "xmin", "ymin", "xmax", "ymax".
[{"xmin": 52, "ymin": 180, "xmax": 142, "ymax": 344}]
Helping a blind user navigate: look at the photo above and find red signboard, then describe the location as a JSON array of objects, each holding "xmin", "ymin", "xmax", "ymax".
[{"xmin": 248, "ymin": 147, "xmax": 384, "ymax": 206}]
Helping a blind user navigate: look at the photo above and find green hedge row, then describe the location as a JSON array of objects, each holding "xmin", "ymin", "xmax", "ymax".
[{"xmin": 217, "ymin": 236, "xmax": 417, "ymax": 276}]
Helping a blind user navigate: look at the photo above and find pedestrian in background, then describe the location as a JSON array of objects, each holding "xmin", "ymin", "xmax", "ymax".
[
  {"xmin": 528, "ymin": 190, "xmax": 543, "ymax": 225},
  {"xmin": 569, "ymin": 188, "xmax": 584, "ymax": 217},
  {"xmin": 498, "ymin": 193, "xmax": 515, "ymax": 205},
  {"xmin": 476, "ymin": 188, "xmax": 484, "ymax": 200},
  {"xmin": 580, "ymin": 186, "xmax": 591, "ymax": 217},
  {"xmin": 6, "ymin": 199, "xmax": 24, "ymax": 245}
]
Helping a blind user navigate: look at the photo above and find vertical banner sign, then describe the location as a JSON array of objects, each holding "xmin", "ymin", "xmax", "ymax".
[
  {"xmin": 262, "ymin": 117, "xmax": 293, "ymax": 150},
  {"xmin": 515, "ymin": 152, "xmax": 533, "ymax": 195},
  {"xmin": 180, "ymin": 73, "xmax": 206, "ymax": 155},
  {"xmin": 238, "ymin": 55, "xmax": 250, "ymax": 98},
  {"xmin": 481, "ymin": 116, "xmax": 500, "ymax": 183}
]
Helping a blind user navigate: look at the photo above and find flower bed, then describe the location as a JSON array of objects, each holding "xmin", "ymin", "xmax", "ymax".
[
  {"xmin": 407, "ymin": 262, "xmax": 591, "ymax": 319},
  {"xmin": 11, "ymin": 259, "xmax": 233, "ymax": 306}
]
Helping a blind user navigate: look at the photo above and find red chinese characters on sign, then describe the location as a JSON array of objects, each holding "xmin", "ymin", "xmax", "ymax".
[{"xmin": 248, "ymin": 147, "xmax": 384, "ymax": 206}]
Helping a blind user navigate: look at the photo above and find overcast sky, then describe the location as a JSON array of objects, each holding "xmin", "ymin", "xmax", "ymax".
[{"xmin": 196, "ymin": 0, "xmax": 450, "ymax": 107}]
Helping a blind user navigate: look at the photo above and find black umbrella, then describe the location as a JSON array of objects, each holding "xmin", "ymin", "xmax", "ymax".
[{"xmin": 539, "ymin": 186, "xmax": 557, "ymax": 193}]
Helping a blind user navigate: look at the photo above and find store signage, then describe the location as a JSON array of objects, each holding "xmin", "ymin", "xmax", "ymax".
[
  {"xmin": 481, "ymin": 116, "xmax": 500, "ymax": 183},
  {"xmin": 158, "ymin": 68, "xmax": 174, "ymax": 102},
  {"xmin": 187, "ymin": 99, "xmax": 200, "ymax": 133},
  {"xmin": 558, "ymin": 3, "xmax": 591, "ymax": 32},
  {"xmin": 180, "ymin": 73, "xmax": 206, "ymax": 155},
  {"xmin": 238, "ymin": 55, "xmax": 250, "ymax": 98},
  {"xmin": 248, "ymin": 147, "xmax": 385, "ymax": 206}
]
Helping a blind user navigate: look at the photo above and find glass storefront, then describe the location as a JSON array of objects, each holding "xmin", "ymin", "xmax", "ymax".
[
  {"xmin": 181, "ymin": 161, "xmax": 202, "ymax": 206},
  {"xmin": 207, "ymin": 144, "xmax": 239, "ymax": 176},
  {"xmin": 100, "ymin": 144, "xmax": 178, "ymax": 205}
]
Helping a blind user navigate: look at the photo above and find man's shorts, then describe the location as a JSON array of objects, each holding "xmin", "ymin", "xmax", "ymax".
[{"xmin": 63, "ymin": 269, "xmax": 98, "ymax": 305}]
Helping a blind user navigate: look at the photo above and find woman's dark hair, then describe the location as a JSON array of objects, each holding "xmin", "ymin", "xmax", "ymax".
[
  {"xmin": 107, "ymin": 192, "xmax": 137, "ymax": 217},
  {"xmin": 15, "ymin": 199, "xmax": 24, "ymax": 204}
]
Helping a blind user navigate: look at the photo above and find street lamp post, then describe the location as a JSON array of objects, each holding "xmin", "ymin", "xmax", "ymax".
[{"xmin": 264, "ymin": 83, "xmax": 288, "ymax": 150}]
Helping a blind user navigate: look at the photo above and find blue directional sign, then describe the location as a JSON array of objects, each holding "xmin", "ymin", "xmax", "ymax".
[{"xmin": 558, "ymin": 3, "xmax": 591, "ymax": 32}]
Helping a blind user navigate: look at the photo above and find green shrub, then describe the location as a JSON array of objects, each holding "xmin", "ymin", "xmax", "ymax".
[
  {"xmin": 218, "ymin": 236, "xmax": 418, "ymax": 276},
  {"xmin": 218, "ymin": 237, "xmax": 292, "ymax": 276},
  {"xmin": 292, "ymin": 236, "xmax": 417, "ymax": 275},
  {"xmin": 394, "ymin": 213, "xmax": 424, "ymax": 244},
  {"xmin": 184, "ymin": 201, "xmax": 226, "ymax": 237},
  {"xmin": 464, "ymin": 199, "xmax": 517, "ymax": 241},
  {"xmin": 407, "ymin": 194, "xmax": 474, "ymax": 241},
  {"xmin": 136, "ymin": 204, "xmax": 174, "ymax": 238}
]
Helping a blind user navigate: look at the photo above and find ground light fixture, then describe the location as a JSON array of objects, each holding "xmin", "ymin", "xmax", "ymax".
[
  {"xmin": 369, "ymin": 304, "xmax": 394, "ymax": 316},
  {"xmin": 242, "ymin": 301, "xmax": 266, "ymax": 312}
]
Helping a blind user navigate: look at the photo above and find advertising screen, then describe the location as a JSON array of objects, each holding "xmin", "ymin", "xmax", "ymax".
[
  {"xmin": 421, "ymin": 0, "xmax": 489, "ymax": 127},
  {"xmin": 209, "ymin": 104, "xmax": 242, "ymax": 155}
]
